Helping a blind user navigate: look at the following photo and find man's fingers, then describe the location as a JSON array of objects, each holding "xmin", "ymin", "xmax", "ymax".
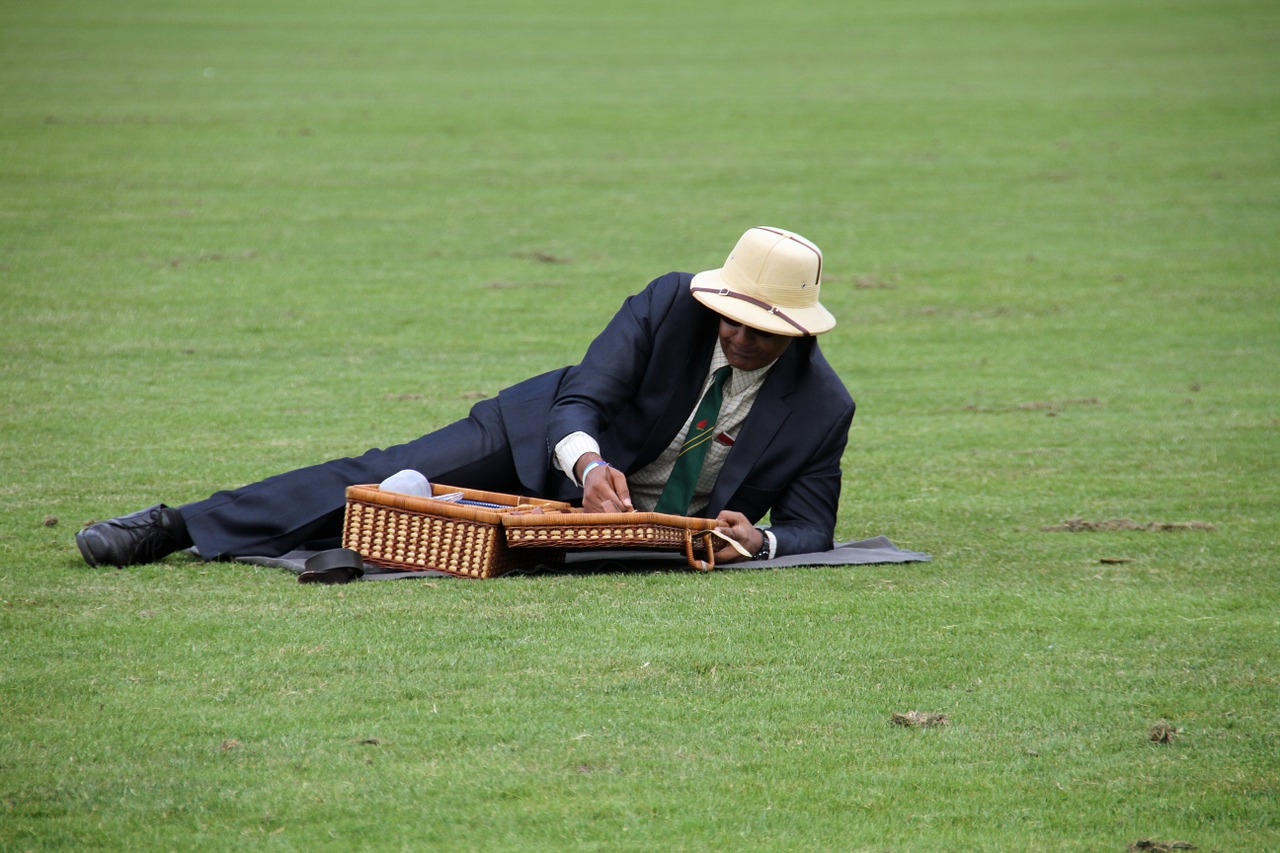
[
  {"xmin": 606, "ymin": 468, "xmax": 633, "ymax": 510},
  {"xmin": 715, "ymin": 510, "xmax": 749, "ymax": 538},
  {"xmin": 713, "ymin": 542, "xmax": 747, "ymax": 564},
  {"xmin": 582, "ymin": 466, "xmax": 633, "ymax": 513},
  {"xmin": 712, "ymin": 510, "xmax": 761, "ymax": 561}
]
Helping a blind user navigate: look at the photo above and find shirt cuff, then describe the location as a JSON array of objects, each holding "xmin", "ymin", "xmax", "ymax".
[{"xmin": 554, "ymin": 431, "xmax": 601, "ymax": 485}]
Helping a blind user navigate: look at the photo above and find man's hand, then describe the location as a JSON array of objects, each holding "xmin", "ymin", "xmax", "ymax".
[
  {"xmin": 713, "ymin": 510, "xmax": 762, "ymax": 564},
  {"xmin": 576, "ymin": 453, "xmax": 633, "ymax": 513}
]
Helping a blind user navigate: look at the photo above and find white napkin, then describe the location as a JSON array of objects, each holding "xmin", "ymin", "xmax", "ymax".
[{"xmin": 378, "ymin": 469, "xmax": 432, "ymax": 497}]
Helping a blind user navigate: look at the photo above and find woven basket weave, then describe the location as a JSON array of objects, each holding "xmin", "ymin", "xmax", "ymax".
[
  {"xmin": 342, "ymin": 484, "xmax": 569, "ymax": 579},
  {"xmin": 502, "ymin": 509, "xmax": 721, "ymax": 571}
]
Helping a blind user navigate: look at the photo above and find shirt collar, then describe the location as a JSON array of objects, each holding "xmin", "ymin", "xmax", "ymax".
[{"xmin": 710, "ymin": 341, "xmax": 775, "ymax": 390}]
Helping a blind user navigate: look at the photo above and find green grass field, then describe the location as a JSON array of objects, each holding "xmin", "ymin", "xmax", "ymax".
[{"xmin": 2, "ymin": 0, "xmax": 1277, "ymax": 849}]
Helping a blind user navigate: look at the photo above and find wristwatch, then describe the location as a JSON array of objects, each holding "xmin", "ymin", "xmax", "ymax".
[{"xmin": 751, "ymin": 528, "xmax": 771, "ymax": 561}]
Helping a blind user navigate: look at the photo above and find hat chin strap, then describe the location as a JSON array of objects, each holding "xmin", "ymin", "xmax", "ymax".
[{"xmin": 691, "ymin": 286, "xmax": 812, "ymax": 336}]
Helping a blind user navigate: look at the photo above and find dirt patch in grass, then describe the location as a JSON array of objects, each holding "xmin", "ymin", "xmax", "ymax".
[
  {"xmin": 515, "ymin": 250, "xmax": 572, "ymax": 264},
  {"xmin": 485, "ymin": 280, "xmax": 560, "ymax": 289},
  {"xmin": 1127, "ymin": 840, "xmax": 1196, "ymax": 852},
  {"xmin": 891, "ymin": 711, "xmax": 948, "ymax": 728},
  {"xmin": 1041, "ymin": 518, "xmax": 1217, "ymax": 532},
  {"xmin": 965, "ymin": 397, "xmax": 1101, "ymax": 415},
  {"xmin": 823, "ymin": 274, "xmax": 898, "ymax": 289}
]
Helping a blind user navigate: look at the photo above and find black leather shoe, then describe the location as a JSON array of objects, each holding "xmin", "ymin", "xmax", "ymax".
[{"xmin": 76, "ymin": 504, "xmax": 192, "ymax": 567}]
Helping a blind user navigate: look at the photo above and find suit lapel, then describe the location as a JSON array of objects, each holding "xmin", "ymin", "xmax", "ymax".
[
  {"xmin": 704, "ymin": 347, "xmax": 800, "ymax": 512},
  {"xmin": 629, "ymin": 334, "xmax": 718, "ymax": 471}
]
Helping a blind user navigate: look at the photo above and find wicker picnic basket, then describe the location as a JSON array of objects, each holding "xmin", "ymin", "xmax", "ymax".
[
  {"xmin": 502, "ymin": 508, "xmax": 722, "ymax": 571},
  {"xmin": 341, "ymin": 484, "xmax": 570, "ymax": 579}
]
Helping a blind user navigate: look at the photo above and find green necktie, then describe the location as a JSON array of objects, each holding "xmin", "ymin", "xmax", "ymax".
[{"xmin": 654, "ymin": 366, "xmax": 732, "ymax": 515}]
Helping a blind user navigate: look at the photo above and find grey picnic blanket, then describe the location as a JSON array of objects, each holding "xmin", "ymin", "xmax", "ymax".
[{"xmin": 237, "ymin": 536, "xmax": 931, "ymax": 580}]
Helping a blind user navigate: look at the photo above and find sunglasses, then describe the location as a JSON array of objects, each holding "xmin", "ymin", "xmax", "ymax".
[{"xmin": 718, "ymin": 316, "xmax": 778, "ymax": 340}]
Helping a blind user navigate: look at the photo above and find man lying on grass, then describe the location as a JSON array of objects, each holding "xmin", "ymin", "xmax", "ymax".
[{"xmin": 77, "ymin": 226, "xmax": 855, "ymax": 568}]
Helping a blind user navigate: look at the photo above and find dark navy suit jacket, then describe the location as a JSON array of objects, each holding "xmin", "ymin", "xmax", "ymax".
[{"xmin": 495, "ymin": 272, "xmax": 855, "ymax": 557}]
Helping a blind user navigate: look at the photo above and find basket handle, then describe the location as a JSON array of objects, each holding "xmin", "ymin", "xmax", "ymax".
[
  {"xmin": 685, "ymin": 528, "xmax": 755, "ymax": 571},
  {"xmin": 684, "ymin": 528, "xmax": 716, "ymax": 572}
]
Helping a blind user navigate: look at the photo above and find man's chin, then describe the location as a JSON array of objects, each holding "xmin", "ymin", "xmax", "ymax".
[{"xmin": 726, "ymin": 351, "xmax": 764, "ymax": 371}]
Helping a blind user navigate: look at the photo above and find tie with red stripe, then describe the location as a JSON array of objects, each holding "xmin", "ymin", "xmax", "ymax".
[{"xmin": 654, "ymin": 366, "xmax": 732, "ymax": 515}]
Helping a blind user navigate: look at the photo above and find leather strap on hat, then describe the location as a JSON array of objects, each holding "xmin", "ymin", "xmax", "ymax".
[{"xmin": 690, "ymin": 286, "xmax": 812, "ymax": 336}]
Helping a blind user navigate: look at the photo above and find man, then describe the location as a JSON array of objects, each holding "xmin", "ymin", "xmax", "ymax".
[{"xmin": 77, "ymin": 226, "xmax": 855, "ymax": 568}]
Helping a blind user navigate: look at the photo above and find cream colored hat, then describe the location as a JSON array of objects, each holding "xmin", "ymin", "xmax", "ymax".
[{"xmin": 690, "ymin": 226, "xmax": 835, "ymax": 336}]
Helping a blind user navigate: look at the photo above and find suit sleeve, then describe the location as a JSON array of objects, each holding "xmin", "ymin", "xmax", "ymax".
[
  {"xmin": 544, "ymin": 276, "xmax": 674, "ymax": 450},
  {"xmin": 752, "ymin": 398, "xmax": 854, "ymax": 557}
]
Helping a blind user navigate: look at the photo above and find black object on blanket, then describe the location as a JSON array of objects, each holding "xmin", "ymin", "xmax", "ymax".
[
  {"xmin": 237, "ymin": 536, "xmax": 932, "ymax": 582},
  {"xmin": 296, "ymin": 548, "xmax": 365, "ymax": 584}
]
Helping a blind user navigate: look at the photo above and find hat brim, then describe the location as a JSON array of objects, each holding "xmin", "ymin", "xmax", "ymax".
[{"xmin": 691, "ymin": 268, "xmax": 836, "ymax": 336}]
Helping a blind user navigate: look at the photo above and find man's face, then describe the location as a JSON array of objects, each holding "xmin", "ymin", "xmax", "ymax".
[{"xmin": 718, "ymin": 317, "xmax": 793, "ymax": 371}]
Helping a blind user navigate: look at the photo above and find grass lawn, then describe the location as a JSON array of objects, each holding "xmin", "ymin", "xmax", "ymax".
[{"xmin": 2, "ymin": 0, "xmax": 1277, "ymax": 849}]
